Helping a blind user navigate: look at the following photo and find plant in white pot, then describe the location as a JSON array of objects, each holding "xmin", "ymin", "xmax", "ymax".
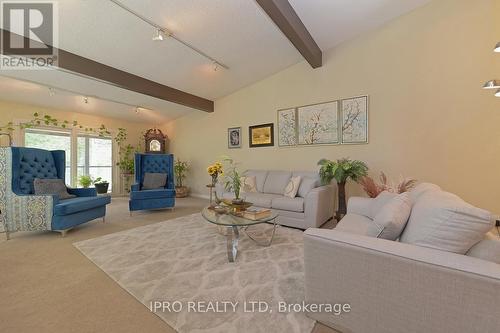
[{"xmin": 174, "ymin": 159, "xmax": 190, "ymax": 198}]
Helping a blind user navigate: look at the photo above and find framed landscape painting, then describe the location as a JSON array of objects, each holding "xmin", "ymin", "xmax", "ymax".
[
  {"xmin": 341, "ymin": 96, "xmax": 368, "ymax": 144},
  {"xmin": 277, "ymin": 108, "xmax": 297, "ymax": 147},
  {"xmin": 249, "ymin": 123, "xmax": 274, "ymax": 148},
  {"xmin": 297, "ymin": 101, "xmax": 339, "ymax": 145}
]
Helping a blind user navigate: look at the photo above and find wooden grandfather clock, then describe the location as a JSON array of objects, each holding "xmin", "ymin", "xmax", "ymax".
[{"xmin": 144, "ymin": 128, "xmax": 166, "ymax": 154}]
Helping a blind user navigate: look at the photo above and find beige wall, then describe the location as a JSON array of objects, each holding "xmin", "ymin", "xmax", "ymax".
[
  {"xmin": 0, "ymin": 100, "xmax": 152, "ymax": 194},
  {"xmin": 164, "ymin": 0, "xmax": 500, "ymax": 213}
]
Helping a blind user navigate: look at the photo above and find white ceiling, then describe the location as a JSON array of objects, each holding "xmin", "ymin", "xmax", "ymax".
[{"xmin": 0, "ymin": 0, "xmax": 431, "ymax": 123}]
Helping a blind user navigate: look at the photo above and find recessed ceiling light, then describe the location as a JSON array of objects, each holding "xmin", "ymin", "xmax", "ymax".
[
  {"xmin": 152, "ymin": 28, "xmax": 164, "ymax": 41},
  {"xmin": 482, "ymin": 80, "xmax": 500, "ymax": 89},
  {"xmin": 495, "ymin": 42, "xmax": 500, "ymax": 53}
]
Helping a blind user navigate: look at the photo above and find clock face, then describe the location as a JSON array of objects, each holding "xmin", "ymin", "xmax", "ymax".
[{"xmin": 149, "ymin": 139, "xmax": 161, "ymax": 152}]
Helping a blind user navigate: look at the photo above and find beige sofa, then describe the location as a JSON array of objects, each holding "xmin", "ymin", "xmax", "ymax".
[
  {"xmin": 217, "ymin": 170, "xmax": 335, "ymax": 229},
  {"xmin": 304, "ymin": 183, "xmax": 500, "ymax": 333}
]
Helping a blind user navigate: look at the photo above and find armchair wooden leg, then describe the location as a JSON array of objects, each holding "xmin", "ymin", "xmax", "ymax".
[
  {"xmin": 5, "ymin": 231, "xmax": 10, "ymax": 240},
  {"xmin": 60, "ymin": 230, "xmax": 68, "ymax": 238},
  {"xmin": 102, "ymin": 217, "xmax": 106, "ymax": 223}
]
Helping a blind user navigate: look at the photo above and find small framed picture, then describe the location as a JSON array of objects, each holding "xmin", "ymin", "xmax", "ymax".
[
  {"xmin": 341, "ymin": 96, "xmax": 369, "ymax": 144},
  {"xmin": 228, "ymin": 127, "xmax": 241, "ymax": 149},
  {"xmin": 249, "ymin": 123, "xmax": 274, "ymax": 148}
]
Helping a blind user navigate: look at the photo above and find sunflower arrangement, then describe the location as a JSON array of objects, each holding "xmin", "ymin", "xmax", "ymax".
[{"xmin": 207, "ymin": 162, "xmax": 223, "ymax": 185}]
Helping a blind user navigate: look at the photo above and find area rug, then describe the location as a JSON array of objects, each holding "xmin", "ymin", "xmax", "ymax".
[{"xmin": 74, "ymin": 213, "xmax": 315, "ymax": 333}]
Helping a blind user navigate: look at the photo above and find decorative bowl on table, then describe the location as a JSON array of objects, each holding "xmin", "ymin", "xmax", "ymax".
[{"xmin": 221, "ymin": 199, "xmax": 253, "ymax": 213}]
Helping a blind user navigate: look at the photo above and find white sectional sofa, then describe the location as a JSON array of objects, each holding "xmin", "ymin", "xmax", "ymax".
[
  {"xmin": 217, "ymin": 170, "xmax": 335, "ymax": 229},
  {"xmin": 304, "ymin": 183, "xmax": 500, "ymax": 333}
]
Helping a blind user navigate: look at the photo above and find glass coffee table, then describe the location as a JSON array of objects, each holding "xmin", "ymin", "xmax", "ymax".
[{"xmin": 201, "ymin": 207, "xmax": 279, "ymax": 262}]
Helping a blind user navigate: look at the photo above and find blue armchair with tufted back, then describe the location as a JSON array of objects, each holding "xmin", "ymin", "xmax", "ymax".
[
  {"xmin": 129, "ymin": 153, "xmax": 175, "ymax": 213},
  {"xmin": 0, "ymin": 147, "xmax": 111, "ymax": 238}
]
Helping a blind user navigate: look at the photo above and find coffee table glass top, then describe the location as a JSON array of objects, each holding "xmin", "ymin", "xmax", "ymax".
[{"xmin": 201, "ymin": 206, "xmax": 278, "ymax": 227}]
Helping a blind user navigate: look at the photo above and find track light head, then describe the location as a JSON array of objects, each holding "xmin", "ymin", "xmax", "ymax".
[
  {"xmin": 152, "ymin": 28, "xmax": 165, "ymax": 41},
  {"xmin": 212, "ymin": 61, "xmax": 219, "ymax": 72},
  {"xmin": 483, "ymin": 80, "xmax": 500, "ymax": 90},
  {"xmin": 83, "ymin": 96, "xmax": 89, "ymax": 104},
  {"xmin": 495, "ymin": 42, "xmax": 500, "ymax": 53},
  {"xmin": 48, "ymin": 87, "xmax": 55, "ymax": 96}
]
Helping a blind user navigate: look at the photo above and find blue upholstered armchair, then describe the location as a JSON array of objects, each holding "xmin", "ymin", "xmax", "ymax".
[
  {"xmin": 129, "ymin": 153, "xmax": 175, "ymax": 213},
  {"xmin": 0, "ymin": 147, "xmax": 111, "ymax": 238}
]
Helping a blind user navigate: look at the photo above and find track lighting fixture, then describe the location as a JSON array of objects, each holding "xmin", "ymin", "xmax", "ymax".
[
  {"xmin": 135, "ymin": 106, "xmax": 141, "ymax": 113},
  {"xmin": 213, "ymin": 61, "xmax": 219, "ymax": 72},
  {"xmin": 483, "ymin": 43, "xmax": 500, "ymax": 97},
  {"xmin": 83, "ymin": 96, "xmax": 89, "ymax": 104},
  {"xmin": 495, "ymin": 42, "xmax": 500, "ymax": 53},
  {"xmin": 48, "ymin": 87, "xmax": 55, "ymax": 96},
  {"xmin": 152, "ymin": 28, "xmax": 165, "ymax": 41}
]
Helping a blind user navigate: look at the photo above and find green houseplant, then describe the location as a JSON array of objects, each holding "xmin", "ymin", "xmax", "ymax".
[
  {"xmin": 174, "ymin": 159, "xmax": 189, "ymax": 198},
  {"xmin": 78, "ymin": 175, "xmax": 93, "ymax": 188},
  {"xmin": 222, "ymin": 157, "xmax": 242, "ymax": 203},
  {"xmin": 318, "ymin": 158, "xmax": 368, "ymax": 221},
  {"xmin": 93, "ymin": 177, "xmax": 110, "ymax": 194}
]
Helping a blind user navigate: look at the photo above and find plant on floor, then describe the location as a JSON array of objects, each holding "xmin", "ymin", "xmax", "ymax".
[
  {"xmin": 222, "ymin": 157, "xmax": 242, "ymax": 203},
  {"xmin": 359, "ymin": 172, "xmax": 417, "ymax": 198},
  {"xmin": 174, "ymin": 159, "xmax": 190, "ymax": 198},
  {"xmin": 79, "ymin": 175, "xmax": 93, "ymax": 188},
  {"xmin": 318, "ymin": 158, "xmax": 369, "ymax": 221},
  {"xmin": 93, "ymin": 177, "xmax": 110, "ymax": 194}
]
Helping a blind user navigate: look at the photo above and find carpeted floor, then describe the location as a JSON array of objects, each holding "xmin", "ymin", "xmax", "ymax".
[{"xmin": 0, "ymin": 196, "xmax": 338, "ymax": 333}]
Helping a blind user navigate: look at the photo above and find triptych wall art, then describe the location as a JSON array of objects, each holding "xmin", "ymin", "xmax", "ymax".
[{"xmin": 277, "ymin": 95, "xmax": 368, "ymax": 147}]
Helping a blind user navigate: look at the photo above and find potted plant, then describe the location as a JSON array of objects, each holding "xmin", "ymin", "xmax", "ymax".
[
  {"xmin": 78, "ymin": 175, "xmax": 93, "ymax": 188},
  {"xmin": 93, "ymin": 177, "xmax": 110, "ymax": 194},
  {"xmin": 174, "ymin": 159, "xmax": 189, "ymax": 198},
  {"xmin": 318, "ymin": 158, "xmax": 368, "ymax": 221},
  {"xmin": 222, "ymin": 157, "xmax": 243, "ymax": 204}
]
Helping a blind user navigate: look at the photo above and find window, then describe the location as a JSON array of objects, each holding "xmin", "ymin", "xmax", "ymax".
[
  {"xmin": 24, "ymin": 129, "xmax": 72, "ymax": 185},
  {"xmin": 78, "ymin": 136, "xmax": 113, "ymax": 191}
]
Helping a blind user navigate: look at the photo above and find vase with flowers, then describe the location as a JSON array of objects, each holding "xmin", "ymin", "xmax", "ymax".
[{"xmin": 207, "ymin": 162, "xmax": 223, "ymax": 186}]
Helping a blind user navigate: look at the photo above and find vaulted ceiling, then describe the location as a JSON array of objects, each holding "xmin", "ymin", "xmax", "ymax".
[{"xmin": 0, "ymin": 0, "xmax": 431, "ymax": 123}]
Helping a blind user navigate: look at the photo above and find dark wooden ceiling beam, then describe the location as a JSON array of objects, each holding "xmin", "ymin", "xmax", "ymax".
[
  {"xmin": 255, "ymin": 0, "xmax": 322, "ymax": 68},
  {"xmin": 0, "ymin": 29, "xmax": 214, "ymax": 112}
]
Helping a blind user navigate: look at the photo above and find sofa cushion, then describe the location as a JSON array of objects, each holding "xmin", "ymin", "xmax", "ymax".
[
  {"xmin": 244, "ymin": 170, "xmax": 268, "ymax": 192},
  {"xmin": 297, "ymin": 177, "xmax": 318, "ymax": 198},
  {"xmin": 244, "ymin": 193, "xmax": 282, "ymax": 208},
  {"xmin": 34, "ymin": 178, "xmax": 76, "ymax": 200},
  {"xmin": 369, "ymin": 191, "xmax": 398, "ymax": 219},
  {"xmin": 409, "ymin": 182, "xmax": 441, "ymax": 203},
  {"xmin": 263, "ymin": 171, "xmax": 292, "ymax": 195},
  {"xmin": 130, "ymin": 189, "xmax": 176, "ymax": 200},
  {"xmin": 373, "ymin": 193, "xmax": 412, "ymax": 240},
  {"xmin": 272, "ymin": 196, "xmax": 304, "ymax": 212},
  {"xmin": 400, "ymin": 190, "xmax": 494, "ymax": 254},
  {"xmin": 284, "ymin": 176, "xmax": 301, "ymax": 198},
  {"xmin": 466, "ymin": 235, "xmax": 500, "ymax": 264},
  {"xmin": 335, "ymin": 214, "xmax": 380, "ymax": 237},
  {"xmin": 240, "ymin": 176, "xmax": 257, "ymax": 193},
  {"xmin": 142, "ymin": 173, "xmax": 167, "ymax": 190},
  {"xmin": 54, "ymin": 196, "xmax": 111, "ymax": 216}
]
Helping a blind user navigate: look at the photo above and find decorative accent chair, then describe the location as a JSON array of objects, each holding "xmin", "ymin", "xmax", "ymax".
[
  {"xmin": 129, "ymin": 153, "xmax": 175, "ymax": 213},
  {"xmin": 0, "ymin": 147, "xmax": 111, "ymax": 238}
]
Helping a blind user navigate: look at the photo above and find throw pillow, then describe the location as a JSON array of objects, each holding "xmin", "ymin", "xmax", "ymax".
[
  {"xmin": 399, "ymin": 190, "xmax": 494, "ymax": 254},
  {"xmin": 372, "ymin": 192, "xmax": 412, "ymax": 240},
  {"xmin": 297, "ymin": 177, "xmax": 318, "ymax": 198},
  {"xmin": 240, "ymin": 176, "xmax": 257, "ymax": 193},
  {"xmin": 34, "ymin": 178, "xmax": 76, "ymax": 200},
  {"xmin": 466, "ymin": 237, "xmax": 500, "ymax": 264},
  {"xmin": 284, "ymin": 176, "xmax": 301, "ymax": 198},
  {"xmin": 369, "ymin": 191, "xmax": 398, "ymax": 219},
  {"xmin": 142, "ymin": 173, "xmax": 167, "ymax": 190}
]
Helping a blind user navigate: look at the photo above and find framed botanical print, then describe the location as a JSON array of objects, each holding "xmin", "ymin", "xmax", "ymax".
[
  {"xmin": 277, "ymin": 108, "xmax": 297, "ymax": 147},
  {"xmin": 297, "ymin": 101, "xmax": 339, "ymax": 145},
  {"xmin": 249, "ymin": 123, "xmax": 274, "ymax": 148},
  {"xmin": 228, "ymin": 127, "xmax": 241, "ymax": 149},
  {"xmin": 341, "ymin": 96, "xmax": 368, "ymax": 144}
]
